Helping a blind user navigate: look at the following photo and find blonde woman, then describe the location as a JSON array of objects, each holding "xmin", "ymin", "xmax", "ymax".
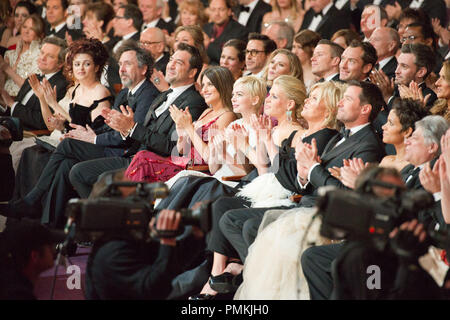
[
  {"xmin": 262, "ymin": 48, "xmax": 303, "ymax": 88},
  {"xmin": 261, "ymin": 0, "xmax": 304, "ymax": 33},
  {"xmin": 234, "ymin": 80, "xmax": 346, "ymax": 300}
]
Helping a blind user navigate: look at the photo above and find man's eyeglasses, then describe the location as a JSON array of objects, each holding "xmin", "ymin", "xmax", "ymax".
[
  {"xmin": 115, "ymin": 15, "xmax": 127, "ymax": 20},
  {"xmin": 138, "ymin": 41, "xmax": 162, "ymax": 46},
  {"xmin": 245, "ymin": 49, "xmax": 265, "ymax": 57},
  {"xmin": 401, "ymin": 35, "xmax": 419, "ymax": 43}
]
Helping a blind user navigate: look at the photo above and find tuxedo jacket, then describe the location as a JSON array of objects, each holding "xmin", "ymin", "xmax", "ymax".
[
  {"xmin": 96, "ymin": 79, "xmax": 160, "ymax": 157},
  {"xmin": 297, "ymin": 125, "xmax": 385, "ymax": 201},
  {"xmin": 204, "ymin": 19, "xmax": 249, "ymax": 65},
  {"xmin": 401, "ymin": 161, "xmax": 446, "ymax": 228},
  {"xmin": 154, "ymin": 52, "xmax": 170, "ymax": 75},
  {"xmin": 126, "ymin": 85, "xmax": 207, "ymax": 157},
  {"xmin": 299, "ymin": 5, "xmax": 350, "ymax": 39},
  {"xmin": 232, "ymin": 0, "xmax": 272, "ymax": 33},
  {"xmin": 156, "ymin": 18, "xmax": 175, "ymax": 35},
  {"xmin": 44, "ymin": 22, "xmax": 68, "ymax": 39},
  {"xmin": 12, "ymin": 70, "xmax": 68, "ymax": 130},
  {"xmin": 380, "ymin": 56, "xmax": 397, "ymax": 80}
]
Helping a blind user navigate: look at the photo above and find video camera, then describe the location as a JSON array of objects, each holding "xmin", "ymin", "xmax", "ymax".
[
  {"xmin": 316, "ymin": 181, "xmax": 436, "ymax": 251},
  {"xmin": 0, "ymin": 117, "xmax": 23, "ymax": 147},
  {"xmin": 65, "ymin": 181, "xmax": 212, "ymax": 243}
]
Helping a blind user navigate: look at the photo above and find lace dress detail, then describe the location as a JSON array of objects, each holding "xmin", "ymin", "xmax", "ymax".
[{"xmin": 4, "ymin": 40, "xmax": 41, "ymax": 96}]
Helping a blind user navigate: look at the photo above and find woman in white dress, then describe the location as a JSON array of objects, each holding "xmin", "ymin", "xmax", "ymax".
[{"xmin": 234, "ymin": 80, "xmax": 347, "ymax": 300}]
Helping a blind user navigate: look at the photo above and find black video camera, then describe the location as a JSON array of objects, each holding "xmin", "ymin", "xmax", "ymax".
[
  {"xmin": 0, "ymin": 117, "xmax": 23, "ymax": 147},
  {"xmin": 316, "ymin": 182, "xmax": 435, "ymax": 251},
  {"xmin": 65, "ymin": 181, "xmax": 212, "ymax": 243}
]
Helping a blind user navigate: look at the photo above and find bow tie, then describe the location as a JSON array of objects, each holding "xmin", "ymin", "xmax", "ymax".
[
  {"xmin": 340, "ymin": 127, "xmax": 351, "ymax": 139},
  {"xmin": 49, "ymin": 28, "xmax": 56, "ymax": 35},
  {"xmin": 314, "ymin": 11, "xmax": 322, "ymax": 18},
  {"xmin": 240, "ymin": 5, "xmax": 250, "ymax": 12}
]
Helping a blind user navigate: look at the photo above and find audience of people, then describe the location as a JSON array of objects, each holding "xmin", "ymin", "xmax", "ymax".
[{"xmin": 0, "ymin": 0, "xmax": 450, "ymax": 302}]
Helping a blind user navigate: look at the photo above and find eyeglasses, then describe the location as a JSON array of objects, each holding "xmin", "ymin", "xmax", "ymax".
[
  {"xmin": 138, "ymin": 41, "xmax": 162, "ymax": 46},
  {"xmin": 401, "ymin": 35, "xmax": 419, "ymax": 43},
  {"xmin": 245, "ymin": 49, "xmax": 265, "ymax": 57},
  {"xmin": 115, "ymin": 15, "xmax": 127, "ymax": 20}
]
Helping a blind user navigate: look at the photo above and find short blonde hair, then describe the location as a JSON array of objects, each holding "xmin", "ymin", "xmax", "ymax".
[
  {"xmin": 309, "ymin": 81, "xmax": 348, "ymax": 130},
  {"xmin": 272, "ymin": 75, "xmax": 306, "ymax": 120},
  {"xmin": 234, "ymin": 76, "xmax": 267, "ymax": 114}
]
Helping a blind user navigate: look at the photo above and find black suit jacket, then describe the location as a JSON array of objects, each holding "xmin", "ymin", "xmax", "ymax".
[
  {"xmin": 156, "ymin": 18, "xmax": 175, "ymax": 34},
  {"xmin": 298, "ymin": 125, "xmax": 385, "ymax": 203},
  {"xmin": 45, "ymin": 22, "xmax": 68, "ymax": 39},
  {"xmin": 233, "ymin": 0, "xmax": 272, "ymax": 33},
  {"xmin": 127, "ymin": 85, "xmax": 207, "ymax": 157},
  {"xmin": 154, "ymin": 52, "xmax": 170, "ymax": 75},
  {"xmin": 204, "ymin": 19, "xmax": 249, "ymax": 65},
  {"xmin": 96, "ymin": 79, "xmax": 160, "ymax": 157},
  {"xmin": 12, "ymin": 71, "xmax": 68, "ymax": 130},
  {"xmin": 299, "ymin": 5, "xmax": 350, "ymax": 39},
  {"xmin": 380, "ymin": 56, "xmax": 397, "ymax": 80}
]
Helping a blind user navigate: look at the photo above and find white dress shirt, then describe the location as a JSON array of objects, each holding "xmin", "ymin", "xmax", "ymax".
[
  {"xmin": 238, "ymin": 0, "xmax": 259, "ymax": 27},
  {"xmin": 307, "ymin": 1, "xmax": 333, "ymax": 32}
]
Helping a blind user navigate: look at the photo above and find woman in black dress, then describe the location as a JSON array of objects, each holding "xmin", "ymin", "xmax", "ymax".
[
  {"xmin": 13, "ymin": 38, "xmax": 112, "ymax": 225},
  {"xmin": 191, "ymin": 79, "xmax": 345, "ymax": 299}
]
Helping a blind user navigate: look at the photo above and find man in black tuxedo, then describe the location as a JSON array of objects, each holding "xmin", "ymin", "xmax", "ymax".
[
  {"xmin": 376, "ymin": 43, "xmax": 437, "ymax": 111},
  {"xmin": 233, "ymin": 0, "xmax": 272, "ymax": 34},
  {"xmin": 138, "ymin": 0, "xmax": 175, "ymax": 34},
  {"xmin": 4, "ymin": 43, "xmax": 159, "ymax": 227},
  {"xmin": 299, "ymin": 0, "xmax": 350, "ymax": 39},
  {"xmin": 111, "ymin": 4, "xmax": 142, "ymax": 54},
  {"xmin": 369, "ymin": 27, "xmax": 399, "ymax": 80},
  {"xmin": 311, "ymin": 40, "xmax": 344, "ymax": 83},
  {"xmin": 139, "ymin": 27, "xmax": 169, "ymax": 75},
  {"xmin": 69, "ymin": 43, "xmax": 207, "ymax": 199},
  {"xmin": 302, "ymin": 114, "xmax": 448, "ymax": 300},
  {"xmin": 216, "ymin": 81, "xmax": 386, "ymax": 263},
  {"xmin": 44, "ymin": 0, "xmax": 69, "ymax": 39},
  {"xmin": 204, "ymin": 0, "xmax": 249, "ymax": 65},
  {"xmin": 0, "ymin": 37, "xmax": 68, "ymax": 131}
]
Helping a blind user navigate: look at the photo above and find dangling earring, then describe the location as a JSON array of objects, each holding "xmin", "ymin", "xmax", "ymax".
[{"xmin": 286, "ymin": 110, "xmax": 292, "ymax": 123}]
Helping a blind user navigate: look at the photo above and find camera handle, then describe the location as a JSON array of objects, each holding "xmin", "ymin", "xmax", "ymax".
[{"xmin": 50, "ymin": 221, "xmax": 77, "ymax": 300}]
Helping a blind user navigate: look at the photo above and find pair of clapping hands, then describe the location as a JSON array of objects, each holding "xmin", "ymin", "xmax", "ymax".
[{"xmin": 370, "ymin": 69, "xmax": 432, "ymax": 105}]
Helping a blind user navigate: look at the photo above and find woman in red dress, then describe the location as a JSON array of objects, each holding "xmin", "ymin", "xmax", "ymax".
[{"xmin": 125, "ymin": 66, "xmax": 237, "ymax": 183}]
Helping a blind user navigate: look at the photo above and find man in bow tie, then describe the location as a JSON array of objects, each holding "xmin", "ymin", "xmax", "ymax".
[
  {"xmin": 44, "ymin": 0, "xmax": 68, "ymax": 39},
  {"xmin": 233, "ymin": 0, "xmax": 271, "ymax": 33},
  {"xmin": 0, "ymin": 37, "xmax": 68, "ymax": 130},
  {"xmin": 300, "ymin": 0, "xmax": 350, "ymax": 39},
  {"xmin": 295, "ymin": 81, "xmax": 385, "ymax": 205}
]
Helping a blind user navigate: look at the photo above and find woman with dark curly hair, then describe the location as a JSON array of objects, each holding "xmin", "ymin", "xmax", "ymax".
[
  {"xmin": 12, "ymin": 38, "xmax": 112, "ymax": 203},
  {"xmin": 30, "ymin": 37, "xmax": 112, "ymax": 133}
]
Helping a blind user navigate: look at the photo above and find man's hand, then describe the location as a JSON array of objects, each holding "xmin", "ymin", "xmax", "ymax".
[
  {"xmin": 385, "ymin": 1, "xmax": 402, "ymax": 20},
  {"xmin": 64, "ymin": 124, "xmax": 96, "ymax": 143},
  {"xmin": 419, "ymin": 160, "xmax": 442, "ymax": 194},
  {"xmin": 150, "ymin": 209, "xmax": 181, "ymax": 246},
  {"xmin": 398, "ymin": 81, "xmax": 431, "ymax": 107},
  {"xmin": 0, "ymin": 125, "xmax": 11, "ymax": 141},
  {"xmin": 103, "ymin": 105, "xmax": 135, "ymax": 135},
  {"xmin": 0, "ymin": 89, "xmax": 14, "ymax": 107},
  {"xmin": 370, "ymin": 69, "xmax": 395, "ymax": 103}
]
